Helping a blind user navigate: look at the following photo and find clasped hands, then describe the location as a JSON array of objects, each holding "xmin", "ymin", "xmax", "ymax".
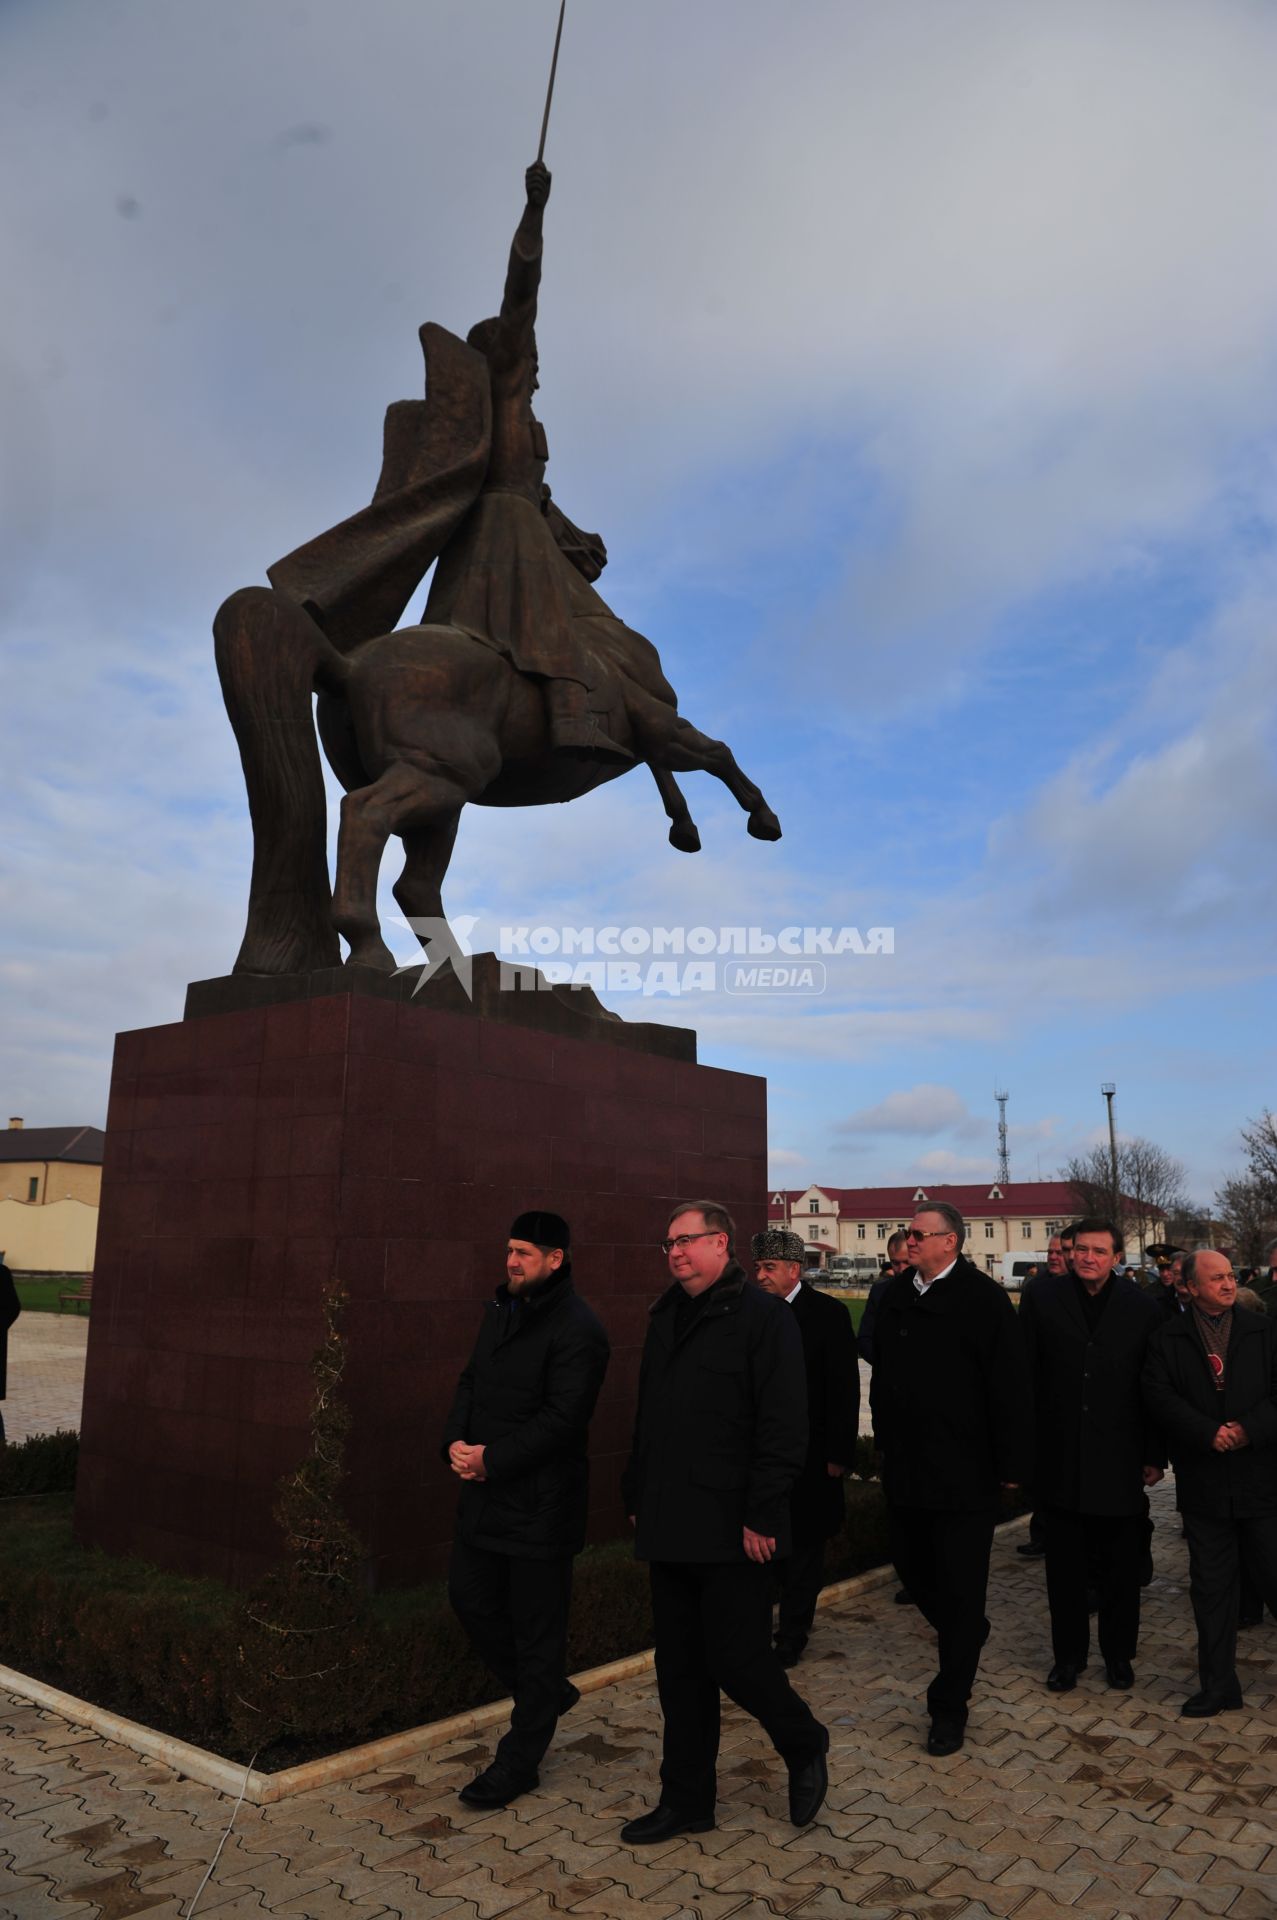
[
  {"xmin": 449, "ymin": 1440, "xmax": 487, "ymax": 1481},
  {"xmin": 1212, "ymin": 1422, "xmax": 1249, "ymax": 1454}
]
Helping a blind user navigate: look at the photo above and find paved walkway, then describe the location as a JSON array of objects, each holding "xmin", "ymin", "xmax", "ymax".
[
  {"xmin": 3, "ymin": 1482, "xmax": 1275, "ymax": 1920},
  {"xmin": 2, "ymin": 1324, "xmax": 877, "ymax": 1449},
  {"xmin": 3, "ymin": 1312, "xmax": 89, "ymax": 1445}
]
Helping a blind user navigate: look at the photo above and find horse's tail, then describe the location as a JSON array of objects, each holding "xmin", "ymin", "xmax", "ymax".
[{"xmin": 213, "ymin": 586, "xmax": 351, "ymax": 975}]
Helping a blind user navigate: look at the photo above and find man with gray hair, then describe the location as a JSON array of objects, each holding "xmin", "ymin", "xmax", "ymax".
[
  {"xmin": 871, "ymin": 1203, "xmax": 1032, "ymax": 1755},
  {"xmin": 1143, "ymin": 1248, "xmax": 1277, "ymax": 1714}
]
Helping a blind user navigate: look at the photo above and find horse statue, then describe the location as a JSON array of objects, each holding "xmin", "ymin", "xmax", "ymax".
[{"xmin": 214, "ymin": 164, "xmax": 780, "ymax": 978}]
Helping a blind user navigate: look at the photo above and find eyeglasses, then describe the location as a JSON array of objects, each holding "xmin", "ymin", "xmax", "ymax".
[
  {"xmin": 904, "ymin": 1228, "xmax": 954, "ymax": 1242},
  {"xmin": 659, "ymin": 1231, "xmax": 723, "ymax": 1255}
]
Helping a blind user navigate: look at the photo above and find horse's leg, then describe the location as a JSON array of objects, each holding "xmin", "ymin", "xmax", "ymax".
[
  {"xmin": 392, "ymin": 813, "xmax": 461, "ymax": 931},
  {"xmin": 647, "ymin": 761, "xmax": 701, "ymax": 853},
  {"xmin": 657, "ymin": 717, "xmax": 782, "ymax": 841},
  {"xmin": 332, "ymin": 763, "xmax": 466, "ymax": 971}
]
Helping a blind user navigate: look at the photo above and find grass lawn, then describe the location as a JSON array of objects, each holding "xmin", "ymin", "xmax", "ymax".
[{"xmin": 15, "ymin": 1278, "xmax": 85, "ymax": 1314}]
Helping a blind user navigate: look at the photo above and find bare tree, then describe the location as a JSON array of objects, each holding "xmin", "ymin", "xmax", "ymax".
[
  {"xmin": 1214, "ymin": 1175, "xmax": 1275, "ymax": 1269},
  {"xmin": 1062, "ymin": 1136, "xmax": 1191, "ymax": 1261},
  {"xmin": 1061, "ymin": 1147, "xmax": 1116, "ymax": 1220},
  {"xmin": 1240, "ymin": 1110, "xmax": 1277, "ymax": 1205}
]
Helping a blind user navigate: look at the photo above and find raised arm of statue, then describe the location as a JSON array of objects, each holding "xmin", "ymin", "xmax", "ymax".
[{"xmin": 489, "ymin": 162, "xmax": 550, "ymax": 374}]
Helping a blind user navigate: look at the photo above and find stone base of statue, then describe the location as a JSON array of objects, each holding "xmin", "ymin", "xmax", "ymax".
[{"xmin": 73, "ymin": 968, "xmax": 766, "ymax": 1588}]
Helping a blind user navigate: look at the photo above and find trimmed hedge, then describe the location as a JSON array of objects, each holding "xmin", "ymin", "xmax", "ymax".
[
  {"xmin": 0, "ymin": 1436, "xmax": 895, "ymax": 1771},
  {"xmin": 0, "ymin": 1428, "xmax": 79, "ymax": 1497}
]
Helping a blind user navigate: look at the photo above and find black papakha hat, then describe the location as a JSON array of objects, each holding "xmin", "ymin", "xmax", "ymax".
[{"xmin": 509, "ymin": 1209, "xmax": 571, "ymax": 1252}]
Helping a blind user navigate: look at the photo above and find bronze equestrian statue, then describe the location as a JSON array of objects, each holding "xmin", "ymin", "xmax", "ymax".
[{"xmin": 215, "ymin": 163, "xmax": 782, "ymax": 977}]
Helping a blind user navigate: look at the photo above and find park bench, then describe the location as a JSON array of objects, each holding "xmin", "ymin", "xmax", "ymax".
[{"xmin": 58, "ymin": 1275, "xmax": 93, "ymax": 1314}]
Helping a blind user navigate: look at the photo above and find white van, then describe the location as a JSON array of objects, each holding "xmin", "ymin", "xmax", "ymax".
[
  {"xmin": 825, "ymin": 1254, "xmax": 883, "ymax": 1285},
  {"xmin": 998, "ymin": 1252, "xmax": 1049, "ymax": 1289}
]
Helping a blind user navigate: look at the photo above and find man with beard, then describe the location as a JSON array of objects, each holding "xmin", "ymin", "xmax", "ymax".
[{"xmin": 444, "ymin": 1210, "xmax": 610, "ymax": 1808}]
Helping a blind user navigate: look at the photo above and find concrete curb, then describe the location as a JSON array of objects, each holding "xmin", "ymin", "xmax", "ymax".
[{"xmin": 0, "ymin": 1512, "xmax": 1031, "ymax": 1804}]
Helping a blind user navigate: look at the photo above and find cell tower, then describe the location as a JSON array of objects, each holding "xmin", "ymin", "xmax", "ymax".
[{"xmin": 994, "ymin": 1088, "xmax": 1010, "ymax": 1185}]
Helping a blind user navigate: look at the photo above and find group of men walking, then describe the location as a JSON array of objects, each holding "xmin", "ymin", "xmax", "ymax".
[{"xmin": 439, "ymin": 1196, "xmax": 1277, "ymax": 1836}]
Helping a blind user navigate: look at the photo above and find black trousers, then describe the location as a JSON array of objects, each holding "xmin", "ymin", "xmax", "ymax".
[
  {"xmin": 774, "ymin": 1541, "xmax": 825, "ymax": 1649},
  {"xmin": 889, "ymin": 1505, "xmax": 994, "ymax": 1721},
  {"xmin": 448, "ymin": 1540, "xmax": 573, "ymax": 1776},
  {"xmin": 649, "ymin": 1559, "xmax": 825, "ymax": 1815},
  {"xmin": 1182, "ymin": 1511, "xmax": 1277, "ymax": 1697},
  {"xmin": 1044, "ymin": 1507, "xmax": 1144, "ymax": 1667}
]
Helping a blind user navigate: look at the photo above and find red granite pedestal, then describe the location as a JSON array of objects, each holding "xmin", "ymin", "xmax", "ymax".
[{"xmin": 74, "ymin": 989, "xmax": 767, "ymax": 1589}]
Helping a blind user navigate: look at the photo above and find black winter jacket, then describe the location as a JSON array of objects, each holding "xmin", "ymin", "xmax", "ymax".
[
  {"xmin": 788, "ymin": 1282, "xmax": 861, "ymax": 1545},
  {"xmin": 870, "ymin": 1256, "xmax": 1032, "ymax": 1511},
  {"xmin": 1020, "ymin": 1271, "xmax": 1165, "ymax": 1516},
  {"xmin": 621, "ymin": 1263, "xmax": 807, "ymax": 1563},
  {"xmin": 1142, "ymin": 1307, "xmax": 1277, "ymax": 1518},
  {"xmin": 0, "ymin": 1258, "xmax": 19, "ymax": 1400},
  {"xmin": 442, "ymin": 1271, "xmax": 610, "ymax": 1557}
]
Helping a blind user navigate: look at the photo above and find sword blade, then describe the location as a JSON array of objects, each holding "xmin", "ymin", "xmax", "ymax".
[{"xmin": 536, "ymin": 0, "xmax": 568, "ymax": 164}]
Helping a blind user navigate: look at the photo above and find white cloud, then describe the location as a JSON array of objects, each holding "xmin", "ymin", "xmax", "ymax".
[{"xmin": 836, "ymin": 1084, "xmax": 977, "ymax": 1137}]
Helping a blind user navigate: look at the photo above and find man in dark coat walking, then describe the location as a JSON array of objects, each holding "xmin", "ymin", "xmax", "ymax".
[
  {"xmin": 620, "ymin": 1200, "xmax": 829, "ymax": 1843},
  {"xmin": 856, "ymin": 1232, "xmax": 910, "ymax": 1369},
  {"xmin": 443, "ymin": 1209, "xmax": 610, "ymax": 1808},
  {"xmin": 1142, "ymin": 1248, "xmax": 1277, "ymax": 1715},
  {"xmin": 870, "ymin": 1202, "xmax": 1032, "ymax": 1756},
  {"xmin": 1019, "ymin": 1217, "xmax": 1165, "ymax": 1695},
  {"xmin": 0, "ymin": 1251, "xmax": 20, "ymax": 1446},
  {"xmin": 752, "ymin": 1228, "xmax": 860, "ymax": 1666}
]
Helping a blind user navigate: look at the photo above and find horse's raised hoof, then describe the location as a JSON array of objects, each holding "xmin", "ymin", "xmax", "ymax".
[
  {"xmin": 669, "ymin": 820, "xmax": 702, "ymax": 853},
  {"xmin": 747, "ymin": 806, "xmax": 782, "ymax": 841}
]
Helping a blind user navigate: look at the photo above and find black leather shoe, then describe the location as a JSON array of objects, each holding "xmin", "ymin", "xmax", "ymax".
[
  {"xmin": 1046, "ymin": 1662, "xmax": 1085, "ymax": 1692},
  {"xmin": 893, "ymin": 1589, "xmax": 916, "ymax": 1606},
  {"xmin": 787, "ymin": 1728, "xmax": 829, "ymax": 1825},
  {"xmin": 620, "ymin": 1804, "xmax": 715, "ymax": 1845},
  {"xmin": 458, "ymin": 1762, "xmax": 539, "ymax": 1809},
  {"xmin": 1105, "ymin": 1659, "xmax": 1134, "ymax": 1689},
  {"xmin": 1238, "ymin": 1612, "xmax": 1263, "ymax": 1629},
  {"xmin": 1181, "ymin": 1689, "xmax": 1244, "ymax": 1717},
  {"xmin": 774, "ymin": 1638, "xmax": 805, "ymax": 1669},
  {"xmin": 926, "ymin": 1716, "xmax": 965, "ymax": 1756},
  {"xmin": 1016, "ymin": 1542, "xmax": 1046, "ymax": 1558},
  {"xmin": 560, "ymin": 1680, "xmax": 581, "ymax": 1715}
]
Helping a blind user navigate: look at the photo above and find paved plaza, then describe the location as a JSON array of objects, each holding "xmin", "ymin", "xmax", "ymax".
[
  {"xmin": 3, "ymin": 1312, "xmax": 89, "ymax": 1447},
  {"xmin": 3, "ymin": 1314, "xmax": 1276, "ymax": 1918}
]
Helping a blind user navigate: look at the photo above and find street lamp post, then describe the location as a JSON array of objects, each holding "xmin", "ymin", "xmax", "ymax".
[{"xmin": 1101, "ymin": 1083, "xmax": 1119, "ymax": 1236}]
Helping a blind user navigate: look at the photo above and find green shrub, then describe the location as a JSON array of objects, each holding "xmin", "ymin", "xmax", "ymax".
[{"xmin": 0, "ymin": 1428, "xmax": 79, "ymax": 1497}]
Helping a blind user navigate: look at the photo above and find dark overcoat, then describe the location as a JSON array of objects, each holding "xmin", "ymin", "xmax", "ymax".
[
  {"xmin": 0, "ymin": 1258, "xmax": 19, "ymax": 1400},
  {"xmin": 855, "ymin": 1274, "xmax": 891, "ymax": 1369},
  {"xmin": 621, "ymin": 1262, "xmax": 807, "ymax": 1563},
  {"xmin": 1020, "ymin": 1271, "xmax": 1165, "ymax": 1516},
  {"xmin": 788, "ymin": 1282, "xmax": 861, "ymax": 1545},
  {"xmin": 441, "ymin": 1270, "xmax": 610, "ymax": 1558},
  {"xmin": 869, "ymin": 1255, "xmax": 1033, "ymax": 1511},
  {"xmin": 1142, "ymin": 1307, "xmax": 1277, "ymax": 1518}
]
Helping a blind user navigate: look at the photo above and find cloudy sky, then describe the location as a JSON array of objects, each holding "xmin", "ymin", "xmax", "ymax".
[{"xmin": 3, "ymin": 0, "xmax": 1275, "ymax": 1205}]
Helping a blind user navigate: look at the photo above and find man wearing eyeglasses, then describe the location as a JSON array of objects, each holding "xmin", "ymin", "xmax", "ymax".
[
  {"xmin": 870, "ymin": 1203, "xmax": 1032, "ymax": 1756},
  {"xmin": 619, "ymin": 1199, "xmax": 829, "ymax": 1843}
]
